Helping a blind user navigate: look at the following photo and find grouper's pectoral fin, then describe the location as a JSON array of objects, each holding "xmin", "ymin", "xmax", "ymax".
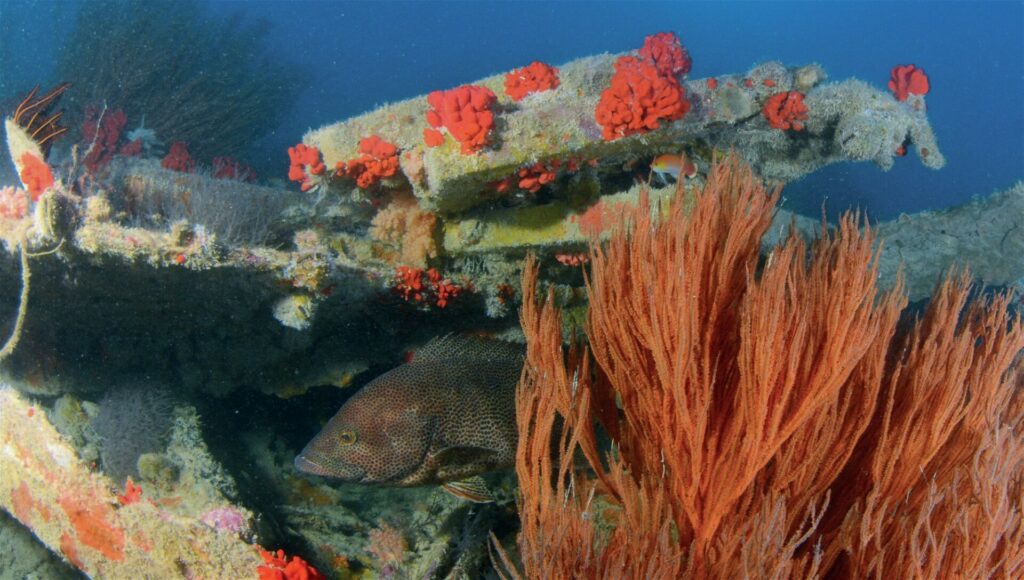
[{"xmin": 442, "ymin": 476, "xmax": 495, "ymax": 503}]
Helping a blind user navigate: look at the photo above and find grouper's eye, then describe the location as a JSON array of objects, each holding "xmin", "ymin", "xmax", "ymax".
[{"xmin": 337, "ymin": 429, "xmax": 357, "ymax": 446}]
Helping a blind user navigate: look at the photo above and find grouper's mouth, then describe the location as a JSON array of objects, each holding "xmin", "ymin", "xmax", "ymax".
[
  {"xmin": 293, "ymin": 454, "xmax": 327, "ymax": 475},
  {"xmin": 293, "ymin": 453, "xmax": 367, "ymax": 482}
]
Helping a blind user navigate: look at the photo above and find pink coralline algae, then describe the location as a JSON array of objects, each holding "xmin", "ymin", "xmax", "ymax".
[
  {"xmin": 200, "ymin": 506, "xmax": 249, "ymax": 535},
  {"xmin": 639, "ymin": 31, "xmax": 692, "ymax": 77},
  {"xmin": 162, "ymin": 141, "xmax": 196, "ymax": 173},
  {"xmin": 81, "ymin": 107, "xmax": 128, "ymax": 173},
  {"xmin": 0, "ymin": 186, "xmax": 30, "ymax": 219},
  {"xmin": 888, "ymin": 64, "xmax": 930, "ymax": 102}
]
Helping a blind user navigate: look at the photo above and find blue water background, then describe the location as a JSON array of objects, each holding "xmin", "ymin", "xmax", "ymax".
[{"xmin": 1, "ymin": 0, "xmax": 1021, "ymax": 221}]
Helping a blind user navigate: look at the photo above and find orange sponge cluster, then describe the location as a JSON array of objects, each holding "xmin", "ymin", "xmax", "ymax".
[
  {"xmin": 423, "ymin": 85, "xmax": 497, "ymax": 154},
  {"xmin": 257, "ymin": 548, "xmax": 325, "ymax": 580},
  {"xmin": 888, "ymin": 64, "xmax": 930, "ymax": 102}
]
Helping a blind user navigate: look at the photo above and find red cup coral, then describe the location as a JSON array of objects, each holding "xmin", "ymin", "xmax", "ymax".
[
  {"xmin": 424, "ymin": 85, "xmax": 496, "ymax": 154},
  {"xmin": 391, "ymin": 266, "xmax": 464, "ymax": 309},
  {"xmin": 888, "ymin": 64, "xmax": 929, "ymax": 102},
  {"xmin": 505, "ymin": 62, "xmax": 560, "ymax": 101},
  {"xmin": 762, "ymin": 91, "xmax": 809, "ymax": 131},
  {"xmin": 288, "ymin": 143, "xmax": 326, "ymax": 192},
  {"xmin": 18, "ymin": 152, "xmax": 54, "ymax": 201},
  {"xmin": 516, "ymin": 160, "xmax": 561, "ymax": 193},
  {"xmin": 339, "ymin": 135, "xmax": 400, "ymax": 189},
  {"xmin": 639, "ymin": 32, "xmax": 692, "ymax": 78},
  {"xmin": 595, "ymin": 56, "xmax": 690, "ymax": 141},
  {"xmin": 161, "ymin": 141, "xmax": 195, "ymax": 173}
]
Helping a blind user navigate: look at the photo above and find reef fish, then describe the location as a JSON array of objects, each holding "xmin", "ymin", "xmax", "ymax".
[
  {"xmin": 294, "ymin": 335, "xmax": 523, "ymax": 501},
  {"xmin": 650, "ymin": 152, "xmax": 697, "ymax": 184}
]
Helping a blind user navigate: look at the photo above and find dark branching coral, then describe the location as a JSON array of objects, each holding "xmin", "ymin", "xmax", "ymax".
[
  {"xmin": 93, "ymin": 383, "xmax": 177, "ymax": 485},
  {"xmin": 57, "ymin": 0, "xmax": 307, "ymax": 161}
]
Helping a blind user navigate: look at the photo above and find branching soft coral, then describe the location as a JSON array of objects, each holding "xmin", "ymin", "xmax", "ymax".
[{"xmin": 504, "ymin": 154, "xmax": 1024, "ymax": 578}]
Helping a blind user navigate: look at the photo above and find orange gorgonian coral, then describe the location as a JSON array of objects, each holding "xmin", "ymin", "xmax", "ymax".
[{"xmin": 498, "ymin": 154, "xmax": 1024, "ymax": 578}]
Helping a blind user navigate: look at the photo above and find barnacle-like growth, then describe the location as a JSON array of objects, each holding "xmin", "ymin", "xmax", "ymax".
[
  {"xmin": 9, "ymin": 83, "xmax": 71, "ymax": 156},
  {"xmin": 1, "ymin": 83, "xmax": 71, "ymax": 362},
  {"xmin": 5, "ymin": 83, "xmax": 70, "ymax": 200}
]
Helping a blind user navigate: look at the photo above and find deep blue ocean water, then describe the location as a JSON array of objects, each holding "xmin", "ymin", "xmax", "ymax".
[{"xmin": 1, "ymin": 0, "xmax": 1022, "ymax": 221}]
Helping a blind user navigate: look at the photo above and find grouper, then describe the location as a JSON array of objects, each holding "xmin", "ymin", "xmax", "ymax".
[{"xmin": 294, "ymin": 335, "xmax": 523, "ymax": 502}]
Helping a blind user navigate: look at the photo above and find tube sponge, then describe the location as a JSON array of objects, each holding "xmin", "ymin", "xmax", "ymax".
[{"xmin": 92, "ymin": 383, "xmax": 176, "ymax": 484}]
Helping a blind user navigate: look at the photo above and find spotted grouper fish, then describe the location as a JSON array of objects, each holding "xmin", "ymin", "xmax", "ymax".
[{"xmin": 294, "ymin": 335, "xmax": 523, "ymax": 502}]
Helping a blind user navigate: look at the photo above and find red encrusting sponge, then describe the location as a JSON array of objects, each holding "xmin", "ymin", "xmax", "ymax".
[{"xmin": 639, "ymin": 31, "xmax": 692, "ymax": 77}]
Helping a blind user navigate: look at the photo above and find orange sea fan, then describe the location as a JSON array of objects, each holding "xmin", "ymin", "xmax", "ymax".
[
  {"xmin": 507, "ymin": 153, "xmax": 1024, "ymax": 578},
  {"xmin": 495, "ymin": 256, "xmax": 683, "ymax": 580},
  {"xmin": 582, "ymin": 155, "xmax": 907, "ymax": 565},
  {"xmin": 829, "ymin": 277, "xmax": 1024, "ymax": 576}
]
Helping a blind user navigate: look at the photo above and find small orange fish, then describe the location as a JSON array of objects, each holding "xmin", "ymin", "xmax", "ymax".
[{"xmin": 650, "ymin": 153, "xmax": 697, "ymax": 184}]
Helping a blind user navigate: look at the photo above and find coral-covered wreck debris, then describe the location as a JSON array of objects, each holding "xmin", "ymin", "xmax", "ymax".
[{"xmin": 0, "ymin": 27, "xmax": 1022, "ymax": 578}]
